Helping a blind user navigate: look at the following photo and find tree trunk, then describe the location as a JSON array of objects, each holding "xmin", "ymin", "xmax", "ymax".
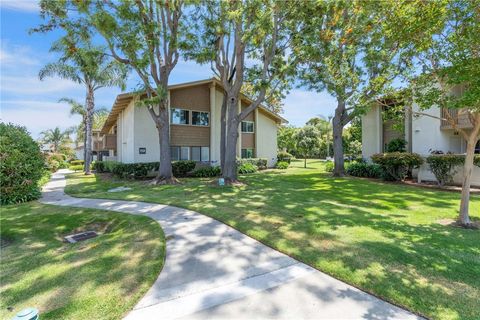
[
  {"xmin": 220, "ymin": 93, "xmax": 227, "ymax": 173},
  {"xmin": 458, "ymin": 126, "xmax": 480, "ymax": 226},
  {"xmin": 84, "ymin": 87, "xmax": 94, "ymax": 175},
  {"xmin": 332, "ymin": 100, "xmax": 346, "ymax": 177},
  {"xmin": 154, "ymin": 101, "xmax": 176, "ymax": 184},
  {"xmin": 83, "ymin": 125, "xmax": 87, "ymax": 164},
  {"xmin": 222, "ymin": 94, "xmax": 240, "ymax": 183},
  {"xmin": 304, "ymin": 157, "xmax": 307, "ymax": 168}
]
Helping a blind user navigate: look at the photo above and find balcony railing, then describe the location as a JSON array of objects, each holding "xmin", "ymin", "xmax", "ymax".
[
  {"xmin": 440, "ymin": 108, "xmax": 473, "ymax": 130},
  {"xmin": 102, "ymin": 134, "xmax": 117, "ymax": 150}
]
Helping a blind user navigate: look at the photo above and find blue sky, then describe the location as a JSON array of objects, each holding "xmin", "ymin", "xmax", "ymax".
[{"xmin": 0, "ymin": 1, "xmax": 337, "ymax": 139}]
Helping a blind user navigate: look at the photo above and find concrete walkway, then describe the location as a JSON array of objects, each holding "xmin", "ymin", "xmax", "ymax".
[{"xmin": 41, "ymin": 170, "xmax": 421, "ymax": 320}]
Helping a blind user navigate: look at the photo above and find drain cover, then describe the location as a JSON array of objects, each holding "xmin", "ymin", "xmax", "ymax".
[{"xmin": 64, "ymin": 231, "xmax": 98, "ymax": 243}]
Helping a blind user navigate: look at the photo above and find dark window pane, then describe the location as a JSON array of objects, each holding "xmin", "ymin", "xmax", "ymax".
[
  {"xmin": 180, "ymin": 147, "xmax": 189, "ymax": 160},
  {"xmin": 171, "ymin": 108, "xmax": 189, "ymax": 124},
  {"xmin": 241, "ymin": 121, "xmax": 254, "ymax": 133},
  {"xmin": 192, "ymin": 111, "xmax": 209, "ymax": 126},
  {"xmin": 170, "ymin": 147, "xmax": 180, "ymax": 161},
  {"xmin": 201, "ymin": 147, "xmax": 210, "ymax": 161},
  {"xmin": 191, "ymin": 147, "xmax": 201, "ymax": 161}
]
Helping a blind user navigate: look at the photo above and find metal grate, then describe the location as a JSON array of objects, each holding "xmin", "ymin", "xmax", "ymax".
[{"xmin": 64, "ymin": 231, "xmax": 98, "ymax": 243}]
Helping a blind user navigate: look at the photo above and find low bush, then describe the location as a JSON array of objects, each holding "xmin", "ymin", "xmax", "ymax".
[
  {"xmin": 70, "ymin": 159, "xmax": 84, "ymax": 166},
  {"xmin": 49, "ymin": 160, "xmax": 60, "ymax": 172},
  {"xmin": 93, "ymin": 161, "xmax": 105, "ymax": 173},
  {"xmin": 371, "ymin": 152, "xmax": 423, "ymax": 181},
  {"xmin": 385, "ymin": 138, "xmax": 407, "ymax": 153},
  {"xmin": 238, "ymin": 162, "xmax": 258, "ymax": 174},
  {"xmin": 325, "ymin": 161, "xmax": 334, "ymax": 172},
  {"xmin": 38, "ymin": 170, "xmax": 52, "ymax": 188},
  {"xmin": 277, "ymin": 151, "xmax": 293, "ymax": 164},
  {"xmin": 276, "ymin": 161, "xmax": 290, "ymax": 169},
  {"xmin": 237, "ymin": 158, "xmax": 268, "ymax": 170},
  {"xmin": 111, "ymin": 162, "xmax": 159, "ymax": 179},
  {"xmin": 69, "ymin": 165, "xmax": 84, "ymax": 172},
  {"xmin": 426, "ymin": 154, "xmax": 468, "ymax": 186},
  {"xmin": 0, "ymin": 123, "xmax": 45, "ymax": 204},
  {"xmin": 172, "ymin": 160, "xmax": 196, "ymax": 177},
  {"xmin": 346, "ymin": 162, "xmax": 382, "ymax": 178},
  {"xmin": 192, "ymin": 166, "xmax": 221, "ymax": 177}
]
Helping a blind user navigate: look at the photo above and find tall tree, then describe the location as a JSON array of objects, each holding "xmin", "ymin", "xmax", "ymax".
[
  {"xmin": 71, "ymin": 0, "xmax": 189, "ymax": 184},
  {"xmin": 188, "ymin": 0, "xmax": 294, "ymax": 183},
  {"xmin": 39, "ymin": 127, "xmax": 72, "ymax": 153},
  {"xmin": 293, "ymin": 0, "xmax": 438, "ymax": 176},
  {"xmin": 294, "ymin": 125, "xmax": 321, "ymax": 168},
  {"xmin": 37, "ymin": 23, "xmax": 127, "ymax": 174},
  {"xmin": 406, "ymin": 0, "xmax": 479, "ymax": 226}
]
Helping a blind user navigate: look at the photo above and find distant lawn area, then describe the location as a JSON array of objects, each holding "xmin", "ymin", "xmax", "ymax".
[
  {"xmin": 0, "ymin": 202, "xmax": 165, "ymax": 320},
  {"xmin": 65, "ymin": 160, "xmax": 480, "ymax": 320}
]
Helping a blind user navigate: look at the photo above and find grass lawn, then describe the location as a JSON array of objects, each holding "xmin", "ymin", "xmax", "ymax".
[
  {"xmin": 0, "ymin": 202, "xmax": 165, "ymax": 320},
  {"xmin": 65, "ymin": 160, "xmax": 480, "ymax": 320}
]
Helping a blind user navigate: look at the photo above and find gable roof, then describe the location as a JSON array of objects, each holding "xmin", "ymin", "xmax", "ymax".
[{"xmin": 100, "ymin": 78, "xmax": 287, "ymax": 134}]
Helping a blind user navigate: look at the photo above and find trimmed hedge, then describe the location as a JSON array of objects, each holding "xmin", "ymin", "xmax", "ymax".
[
  {"xmin": 70, "ymin": 159, "xmax": 84, "ymax": 166},
  {"xmin": 325, "ymin": 161, "xmax": 334, "ymax": 172},
  {"xmin": 346, "ymin": 162, "xmax": 382, "ymax": 178},
  {"xmin": 69, "ymin": 165, "xmax": 84, "ymax": 172},
  {"xmin": 172, "ymin": 160, "xmax": 196, "ymax": 177},
  {"xmin": 426, "ymin": 154, "xmax": 480, "ymax": 186},
  {"xmin": 276, "ymin": 161, "xmax": 290, "ymax": 169},
  {"xmin": 277, "ymin": 151, "xmax": 293, "ymax": 164},
  {"xmin": 192, "ymin": 166, "xmax": 221, "ymax": 177},
  {"xmin": 371, "ymin": 152, "xmax": 423, "ymax": 181},
  {"xmin": 94, "ymin": 160, "xmax": 196, "ymax": 179},
  {"xmin": 0, "ymin": 123, "xmax": 45, "ymax": 204},
  {"xmin": 237, "ymin": 158, "xmax": 268, "ymax": 170},
  {"xmin": 238, "ymin": 162, "xmax": 258, "ymax": 174}
]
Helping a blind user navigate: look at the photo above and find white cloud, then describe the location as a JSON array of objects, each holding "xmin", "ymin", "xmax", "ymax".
[
  {"xmin": 1, "ymin": 75, "xmax": 80, "ymax": 95},
  {"xmin": 1, "ymin": 100, "xmax": 82, "ymax": 139},
  {"xmin": 282, "ymin": 89, "xmax": 337, "ymax": 127},
  {"xmin": 0, "ymin": 0, "xmax": 39, "ymax": 12}
]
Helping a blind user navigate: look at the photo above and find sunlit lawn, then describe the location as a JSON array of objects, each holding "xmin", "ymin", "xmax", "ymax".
[
  {"xmin": 65, "ymin": 160, "xmax": 480, "ymax": 320},
  {"xmin": 0, "ymin": 202, "xmax": 165, "ymax": 320}
]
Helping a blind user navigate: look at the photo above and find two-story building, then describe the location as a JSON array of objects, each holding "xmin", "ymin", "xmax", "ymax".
[{"xmin": 99, "ymin": 78, "xmax": 286, "ymax": 167}]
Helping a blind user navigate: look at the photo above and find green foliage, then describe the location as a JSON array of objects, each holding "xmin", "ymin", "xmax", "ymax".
[
  {"xmin": 238, "ymin": 163, "xmax": 258, "ymax": 174},
  {"xmin": 69, "ymin": 165, "xmax": 84, "ymax": 172},
  {"xmin": 38, "ymin": 170, "xmax": 52, "ymax": 188},
  {"xmin": 325, "ymin": 161, "xmax": 334, "ymax": 173},
  {"xmin": 426, "ymin": 154, "xmax": 472, "ymax": 186},
  {"xmin": 386, "ymin": 138, "xmax": 407, "ymax": 153},
  {"xmin": 39, "ymin": 127, "xmax": 73, "ymax": 153},
  {"xmin": 70, "ymin": 159, "xmax": 84, "ymax": 166},
  {"xmin": 172, "ymin": 161, "xmax": 196, "ymax": 177},
  {"xmin": 276, "ymin": 161, "xmax": 290, "ymax": 170},
  {"xmin": 371, "ymin": 152, "xmax": 423, "ymax": 181},
  {"xmin": 346, "ymin": 162, "xmax": 382, "ymax": 179},
  {"xmin": 293, "ymin": 126, "xmax": 321, "ymax": 159},
  {"xmin": 277, "ymin": 125, "xmax": 298, "ymax": 155},
  {"xmin": 191, "ymin": 166, "xmax": 221, "ymax": 178},
  {"xmin": 0, "ymin": 123, "xmax": 45, "ymax": 204},
  {"xmin": 92, "ymin": 160, "xmax": 104, "ymax": 172},
  {"xmin": 237, "ymin": 158, "xmax": 268, "ymax": 170},
  {"xmin": 277, "ymin": 151, "xmax": 293, "ymax": 164},
  {"xmin": 110, "ymin": 162, "xmax": 158, "ymax": 179}
]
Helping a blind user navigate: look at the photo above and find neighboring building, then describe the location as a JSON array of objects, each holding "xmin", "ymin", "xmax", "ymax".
[
  {"xmin": 75, "ymin": 129, "xmax": 109, "ymax": 161},
  {"xmin": 362, "ymin": 87, "xmax": 480, "ymax": 186},
  {"xmin": 99, "ymin": 78, "xmax": 286, "ymax": 167}
]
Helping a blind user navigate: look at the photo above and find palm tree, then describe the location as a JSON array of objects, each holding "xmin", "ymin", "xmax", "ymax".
[
  {"xmin": 39, "ymin": 38, "xmax": 127, "ymax": 174},
  {"xmin": 40, "ymin": 127, "xmax": 72, "ymax": 153}
]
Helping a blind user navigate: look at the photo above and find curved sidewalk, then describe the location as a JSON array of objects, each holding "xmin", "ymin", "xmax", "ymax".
[{"xmin": 41, "ymin": 170, "xmax": 421, "ymax": 320}]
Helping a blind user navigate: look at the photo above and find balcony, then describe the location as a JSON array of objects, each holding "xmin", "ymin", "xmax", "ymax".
[
  {"xmin": 440, "ymin": 108, "xmax": 473, "ymax": 130},
  {"xmin": 102, "ymin": 134, "xmax": 117, "ymax": 150}
]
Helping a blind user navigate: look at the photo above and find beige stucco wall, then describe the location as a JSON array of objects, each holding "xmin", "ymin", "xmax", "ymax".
[
  {"xmin": 117, "ymin": 100, "xmax": 135, "ymax": 163},
  {"xmin": 256, "ymin": 110, "xmax": 278, "ymax": 167},
  {"xmin": 361, "ymin": 105, "xmax": 383, "ymax": 160},
  {"xmin": 133, "ymin": 103, "xmax": 160, "ymax": 163}
]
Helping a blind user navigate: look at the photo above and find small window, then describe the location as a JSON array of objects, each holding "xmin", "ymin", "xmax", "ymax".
[
  {"xmin": 171, "ymin": 108, "xmax": 189, "ymax": 125},
  {"xmin": 241, "ymin": 121, "xmax": 254, "ymax": 133},
  {"xmin": 192, "ymin": 111, "xmax": 209, "ymax": 126},
  {"xmin": 191, "ymin": 147, "xmax": 201, "ymax": 161},
  {"xmin": 180, "ymin": 146, "xmax": 190, "ymax": 160},
  {"xmin": 170, "ymin": 147, "xmax": 180, "ymax": 161},
  {"xmin": 241, "ymin": 148, "xmax": 254, "ymax": 159},
  {"xmin": 201, "ymin": 147, "xmax": 210, "ymax": 162}
]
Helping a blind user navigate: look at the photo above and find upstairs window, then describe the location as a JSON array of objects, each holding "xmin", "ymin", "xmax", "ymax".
[
  {"xmin": 241, "ymin": 121, "xmax": 254, "ymax": 133},
  {"xmin": 241, "ymin": 148, "xmax": 254, "ymax": 159},
  {"xmin": 192, "ymin": 111, "xmax": 209, "ymax": 126},
  {"xmin": 171, "ymin": 108, "xmax": 189, "ymax": 125}
]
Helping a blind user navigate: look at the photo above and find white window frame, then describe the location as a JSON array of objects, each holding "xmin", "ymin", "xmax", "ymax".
[
  {"xmin": 241, "ymin": 121, "xmax": 254, "ymax": 133},
  {"xmin": 191, "ymin": 111, "xmax": 210, "ymax": 126},
  {"xmin": 171, "ymin": 108, "xmax": 190, "ymax": 125}
]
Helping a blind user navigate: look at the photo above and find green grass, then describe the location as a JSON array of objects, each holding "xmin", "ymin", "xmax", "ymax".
[
  {"xmin": 65, "ymin": 160, "xmax": 480, "ymax": 320},
  {"xmin": 0, "ymin": 202, "xmax": 165, "ymax": 320}
]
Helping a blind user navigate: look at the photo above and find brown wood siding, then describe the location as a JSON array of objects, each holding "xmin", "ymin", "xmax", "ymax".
[
  {"xmin": 170, "ymin": 84, "xmax": 210, "ymax": 111},
  {"xmin": 170, "ymin": 126, "xmax": 210, "ymax": 146},
  {"xmin": 241, "ymin": 133, "xmax": 255, "ymax": 148}
]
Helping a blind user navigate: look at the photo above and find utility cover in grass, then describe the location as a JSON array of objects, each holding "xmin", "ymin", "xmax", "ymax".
[{"xmin": 108, "ymin": 186, "xmax": 132, "ymax": 192}]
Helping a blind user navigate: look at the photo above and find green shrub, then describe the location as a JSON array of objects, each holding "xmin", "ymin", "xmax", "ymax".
[
  {"xmin": 426, "ymin": 154, "xmax": 467, "ymax": 186},
  {"xmin": 38, "ymin": 170, "xmax": 51, "ymax": 187},
  {"xmin": 238, "ymin": 162, "xmax": 258, "ymax": 174},
  {"xmin": 276, "ymin": 161, "xmax": 290, "ymax": 169},
  {"xmin": 371, "ymin": 152, "xmax": 423, "ymax": 181},
  {"xmin": 325, "ymin": 161, "xmax": 334, "ymax": 172},
  {"xmin": 346, "ymin": 162, "xmax": 382, "ymax": 178},
  {"xmin": 0, "ymin": 123, "xmax": 45, "ymax": 204},
  {"xmin": 385, "ymin": 138, "xmax": 407, "ymax": 153},
  {"xmin": 69, "ymin": 165, "xmax": 84, "ymax": 172},
  {"xmin": 192, "ymin": 166, "xmax": 221, "ymax": 177},
  {"xmin": 70, "ymin": 159, "xmax": 84, "ymax": 165},
  {"xmin": 111, "ymin": 162, "xmax": 159, "ymax": 179},
  {"xmin": 277, "ymin": 151, "xmax": 293, "ymax": 164},
  {"xmin": 93, "ymin": 161, "xmax": 105, "ymax": 173},
  {"xmin": 50, "ymin": 160, "xmax": 60, "ymax": 172},
  {"xmin": 172, "ymin": 160, "xmax": 196, "ymax": 177},
  {"xmin": 103, "ymin": 161, "xmax": 119, "ymax": 173},
  {"xmin": 237, "ymin": 158, "xmax": 268, "ymax": 170}
]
